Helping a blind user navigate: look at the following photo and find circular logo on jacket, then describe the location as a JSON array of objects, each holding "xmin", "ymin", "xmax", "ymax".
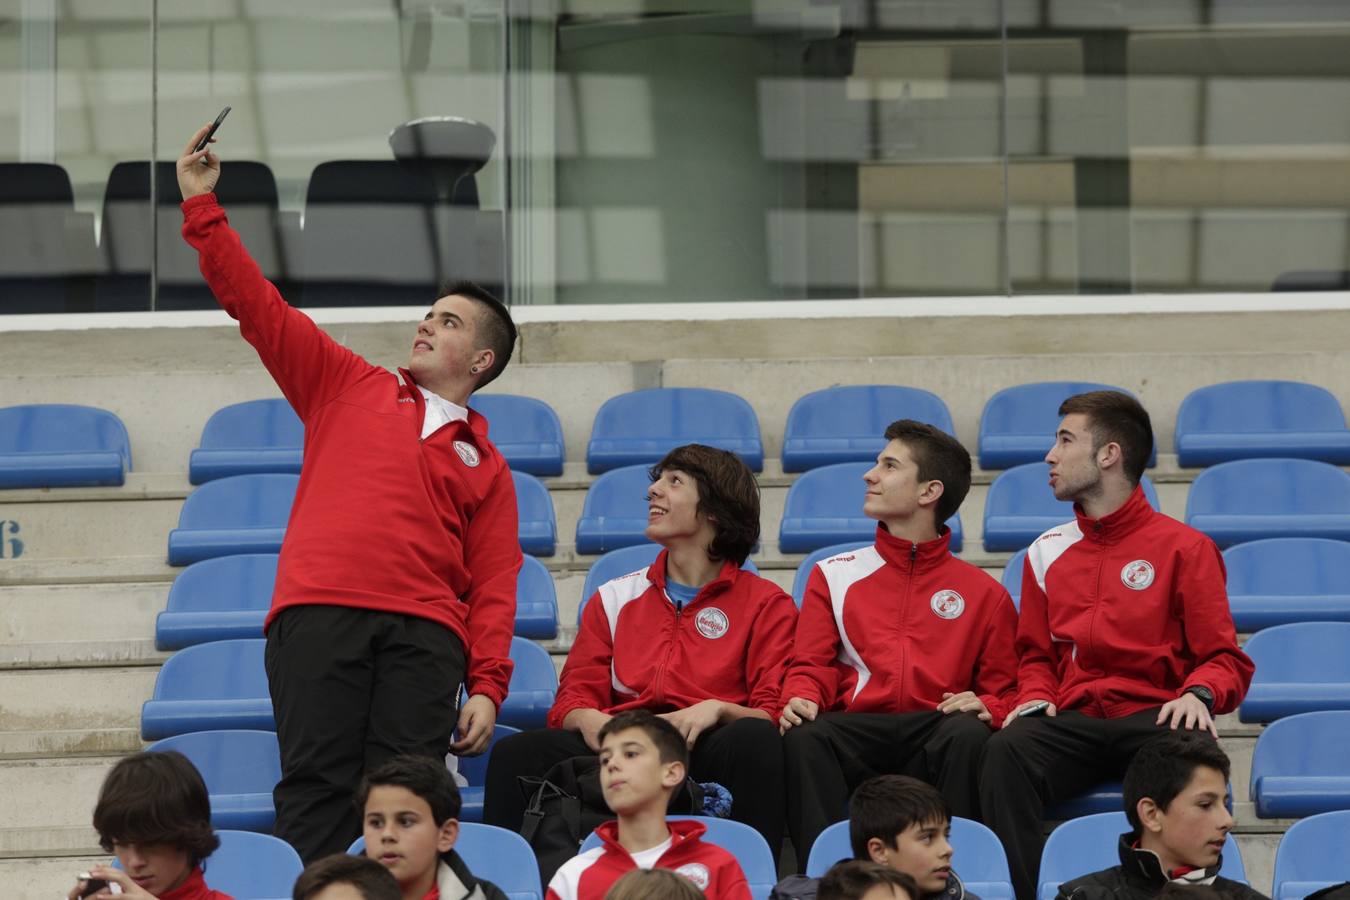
[
  {"xmin": 675, "ymin": 864, "xmax": 710, "ymax": 890},
  {"xmin": 695, "ymin": 607, "xmax": 730, "ymax": 639},
  {"xmin": 1121, "ymin": 559, "xmax": 1155, "ymax": 590},
  {"xmin": 452, "ymin": 440, "xmax": 480, "ymax": 467},
  {"xmin": 930, "ymin": 590, "xmax": 965, "ymax": 620}
]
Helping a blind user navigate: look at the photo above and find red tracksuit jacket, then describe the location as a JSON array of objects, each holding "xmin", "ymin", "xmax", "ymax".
[
  {"xmin": 781, "ymin": 525, "xmax": 1019, "ymax": 725},
  {"xmin": 546, "ymin": 820, "xmax": 751, "ymax": 900},
  {"xmin": 181, "ymin": 193, "xmax": 521, "ymax": 706},
  {"xmin": 162, "ymin": 868, "xmax": 233, "ymax": 900},
  {"xmin": 1016, "ymin": 486, "xmax": 1254, "ymax": 717},
  {"xmin": 547, "ymin": 552, "xmax": 797, "ymax": 727}
]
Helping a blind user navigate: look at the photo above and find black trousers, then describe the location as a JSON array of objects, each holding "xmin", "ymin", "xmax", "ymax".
[
  {"xmin": 979, "ymin": 708, "xmax": 1171, "ymax": 900},
  {"xmin": 783, "ymin": 710, "xmax": 991, "ymax": 864},
  {"xmin": 265, "ymin": 605, "xmax": 466, "ymax": 864},
  {"xmin": 482, "ymin": 717, "xmax": 787, "ymax": 854}
]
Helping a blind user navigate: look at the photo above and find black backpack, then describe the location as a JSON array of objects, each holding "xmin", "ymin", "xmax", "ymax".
[{"xmin": 518, "ymin": 755, "xmax": 706, "ymax": 887}]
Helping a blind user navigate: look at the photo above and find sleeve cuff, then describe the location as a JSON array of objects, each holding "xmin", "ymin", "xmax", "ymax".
[{"xmin": 181, "ymin": 191, "xmax": 219, "ymax": 213}]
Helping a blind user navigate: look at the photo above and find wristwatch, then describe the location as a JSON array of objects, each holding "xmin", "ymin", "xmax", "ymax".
[{"xmin": 1185, "ymin": 685, "xmax": 1215, "ymax": 712}]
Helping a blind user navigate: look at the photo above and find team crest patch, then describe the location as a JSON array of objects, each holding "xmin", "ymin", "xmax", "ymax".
[
  {"xmin": 1121, "ymin": 559, "xmax": 1155, "ymax": 590},
  {"xmin": 675, "ymin": 864, "xmax": 710, "ymax": 890},
  {"xmin": 452, "ymin": 441, "xmax": 480, "ymax": 467},
  {"xmin": 695, "ymin": 607, "xmax": 730, "ymax": 639},
  {"xmin": 930, "ymin": 590, "xmax": 965, "ymax": 620}
]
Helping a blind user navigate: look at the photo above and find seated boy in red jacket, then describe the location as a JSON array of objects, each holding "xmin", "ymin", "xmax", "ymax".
[
  {"xmin": 779, "ymin": 420, "xmax": 1019, "ymax": 864},
  {"xmin": 547, "ymin": 711, "xmax": 750, "ymax": 900}
]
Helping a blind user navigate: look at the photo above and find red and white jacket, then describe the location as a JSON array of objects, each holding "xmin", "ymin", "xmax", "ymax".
[
  {"xmin": 1016, "ymin": 486, "xmax": 1255, "ymax": 718},
  {"xmin": 547, "ymin": 552, "xmax": 797, "ymax": 727},
  {"xmin": 781, "ymin": 525, "xmax": 1019, "ymax": 725},
  {"xmin": 182, "ymin": 194, "xmax": 521, "ymax": 707},
  {"xmin": 546, "ymin": 819, "xmax": 751, "ymax": 900},
  {"xmin": 162, "ymin": 868, "xmax": 233, "ymax": 900}
]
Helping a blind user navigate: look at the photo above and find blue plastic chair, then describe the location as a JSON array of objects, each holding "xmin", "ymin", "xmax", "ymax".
[
  {"xmin": 1251, "ymin": 712, "xmax": 1350, "ymax": 819},
  {"xmin": 1175, "ymin": 381, "xmax": 1350, "ymax": 467},
  {"xmin": 497, "ymin": 637, "xmax": 558, "ymax": 731},
  {"xmin": 1037, "ymin": 811, "xmax": 1245, "ymax": 900},
  {"xmin": 516, "ymin": 555, "xmax": 559, "ymax": 639},
  {"xmin": 805, "ymin": 818, "xmax": 1013, "ymax": 899},
  {"xmin": 470, "ymin": 394, "xmax": 566, "ymax": 477},
  {"xmin": 141, "ymin": 639, "xmax": 273, "ymax": 740},
  {"xmin": 0, "ymin": 404, "xmax": 132, "ymax": 488},
  {"xmin": 779, "ymin": 462, "xmax": 963, "ymax": 554},
  {"xmin": 189, "ymin": 399, "xmax": 303, "ymax": 485},
  {"xmin": 202, "ymin": 830, "xmax": 303, "ymax": 900},
  {"xmin": 577, "ymin": 543, "xmax": 758, "ymax": 622},
  {"xmin": 1272, "ymin": 810, "xmax": 1350, "ymax": 900},
  {"xmin": 155, "ymin": 554, "xmax": 278, "ymax": 651},
  {"xmin": 513, "ymin": 471, "xmax": 557, "ymax": 557},
  {"xmin": 580, "ymin": 816, "xmax": 777, "ymax": 900},
  {"xmin": 147, "ymin": 730, "xmax": 280, "ymax": 832},
  {"xmin": 1044, "ymin": 783, "xmax": 1125, "ymax": 821},
  {"xmin": 1239, "ymin": 623, "xmax": 1350, "ymax": 724},
  {"xmin": 586, "ymin": 388, "xmax": 763, "ymax": 475},
  {"xmin": 1186, "ymin": 458, "xmax": 1350, "ymax": 548},
  {"xmin": 352, "ymin": 823, "xmax": 543, "ymax": 900},
  {"xmin": 457, "ymin": 724, "xmax": 521, "ymax": 823},
  {"xmin": 1223, "ymin": 538, "xmax": 1350, "ymax": 632},
  {"xmin": 575, "ymin": 465, "xmax": 654, "ymax": 554},
  {"xmin": 781, "ymin": 386, "xmax": 956, "ymax": 472},
  {"xmin": 1002, "ymin": 547, "xmax": 1027, "ymax": 612},
  {"xmin": 983, "ymin": 463, "xmax": 1160, "ymax": 552},
  {"xmin": 978, "ymin": 383, "xmax": 1154, "ymax": 470},
  {"xmin": 167, "ymin": 473, "xmax": 298, "ymax": 566},
  {"xmin": 790, "ymin": 541, "xmax": 872, "ymax": 608}
]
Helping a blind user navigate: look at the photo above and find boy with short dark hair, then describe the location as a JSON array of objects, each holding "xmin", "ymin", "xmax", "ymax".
[
  {"xmin": 848, "ymin": 776, "xmax": 977, "ymax": 900},
  {"xmin": 359, "ymin": 755, "xmax": 507, "ymax": 900},
  {"xmin": 546, "ymin": 711, "xmax": 751, "ymax": 900},
  {"xmin": 818, "ymin": 862, "xmax": 918, "ymax": 900},
  {"xmin": 1055, "ymin": 732, "xmax": 1267, "ymax": 900},
  {"xmin": 294, "ymin": 854, "xmax": 402, "ymax": 900}
]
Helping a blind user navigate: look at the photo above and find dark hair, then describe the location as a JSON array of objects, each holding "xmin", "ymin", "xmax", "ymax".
[
  {"xmin": 1058, "ymin": 391, "xmax": 1153, "ymax": 485},
  {"xmin": 605, "ymin": 868, "xmax": 706, "ymax": 900},
  {"xmin": 818, "ymin": 861, "xmax": 918, "ymax": 900},
  {"xmin": 1122, "ymin": 732, "xmax": 1231, "ymax": 835},
  {"xmin": 293, "ymin": 854, "xmax": 402, "ymax": 900},
  {"xmin": 439, "ymin": 279, "xmax": 516, "ymax": 388},
  {"xmin": 598, "ymin": 709, "xmax": 690, "ymax": 771},
  {"xmin": 649, "ymin": 444, "xmax": 760, "ymax": 565},
  {"xmin": 848, "ymin": 775, "xmax": 951, "ymax": 860},
  {"xmin": 92, "ymin": 751, "xmax": 219, "ymax": 867},
  {"xmin": 882, "ymin": 420, "xmax": 972, "ymax": 529},
  {"xmin": 358, "ymin": 754, "xmax": 461, "ymax": 826}
]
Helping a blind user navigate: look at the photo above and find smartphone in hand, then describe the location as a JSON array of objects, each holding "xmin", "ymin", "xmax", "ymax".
[
  {"xmin": 1017, "ymin": 700, "xmax": 1051, "ymax": 718},
  {"xmin": 77, "ymin": 873, "xmax": 110, "ymax": 897},
  {"xmin": 194, "ymin": 106, "xmax": 231, "ymax": 153}
]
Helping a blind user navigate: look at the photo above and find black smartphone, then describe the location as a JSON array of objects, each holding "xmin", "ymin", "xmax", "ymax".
[
  {"xmin": 78, "ymin": 874, "xmax": 109, "ymax": 897},
  {"xmin": 194, "ymin": 106, "xmax": 231, "ymax": 153}
]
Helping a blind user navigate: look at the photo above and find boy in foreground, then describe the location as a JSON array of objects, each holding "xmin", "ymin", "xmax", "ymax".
[
  {"xmin": 547, "ymin": 711, "xmax": 751, "ymax": 900},
  {"xmin": 818, "ymin": 863, "xmax": 917, "ymax": 900},
  {"xmin": 294, "ymin": 855, "xmax": 402, "ymax": 900}
]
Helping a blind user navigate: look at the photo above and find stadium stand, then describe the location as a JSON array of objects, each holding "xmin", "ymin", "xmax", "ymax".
[
  {"xmin": 350, "ymin": 823, "xmax": 544, "ymax": 900},
  {"xmin": 155, "ymin": 553, "xmax": 277, "ymax": 651},
  {"xmin": 982, "ymin": 463, "xmax": 1160, "ymax": 552},
  {"xmin": 457, "ymin": 724, "xmax": 521, "ymax": 823},
  {"xmin": 574, "ymin": 465, "xmax": 656, "ymax": 554},
  {"xmin": 497, "ymin": 637, "xmax": 558, "ymax": 731},
  {"xmin": 469, "ymin": 394, "xmax": 566, "ymax": 476},
  {"xmin": 188, "ymin": 398, "xmax": 303, "ymax": 485},
  {"xmin": 1238, "ymin": 622, "xmax": 1350, "ymax": 723},
  {"xmin": 166, "ymin": 473, "xmax": 298, "ymax": 566},
  {"xmin": 1174, "ymin": 381, "xmax": 1350, "ymax": 467},
  {"xmin": 202, "ymin": 829, "xmax": 305, "ymax": 899},
  {"xmin": 140, "ymin": 639, "xmax": 273, "ymax": 740},
  {"xmin": 581, "ymin": 816, "xmax": 777, "ymax": 900},
  {"xmin": 578, "ymin": 542, "xmax": 759, "ymax": 621},
  {"xmin": 978, "ymin": 382, "xmax": 1155, "ymax": 470},
  {"xmin": 1270, "ymin": 810, "xmax": 1350, "ymax": 900},
  {"xmin": 1250, "ymin": 711, "xmax": 1350, "ymax": 819},
  {"xmin": 516, "ymin": 555, "xmax": 560, "ymax": 639},
  {"xmin": 0, "ymin": 404, "xmax": 132, "ymax": 488},
  {"xmin": 514, "ymin": 471, "xmax": 558, "ymax": 557},
  {"xmin": 781, "ymin": 385, "xmax": 955, "ymax": 472},
  {"xmin": 586, "ymin": 388, "xmax": 764, "ymax": 474},
  {"xmin": 1185, "ymin": 458, "xmax": 1350, "ymax": 547},
  {"xmin": 146, "ymin": 729, "xmax": 281, "ymax": 832},
  {"xmin": 0, "ymin": 162, "xmax": 98, "ymax": 312},
  {"xmin": 1223, "ymin": 538, "xmax": 1350, "ymax": 632},
  {"xmin": 1001, "ymin": 547, "xmax": 1027, "ymax": 611},
  {"xmin": 790, "ymin": 541, "xmax": 872, "ymax": 607}
]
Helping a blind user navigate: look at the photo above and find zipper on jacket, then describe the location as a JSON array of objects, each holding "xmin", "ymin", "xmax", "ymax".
[{"xmin": 649, "ymin": 595, "xmax": 684, "ymax": 706}]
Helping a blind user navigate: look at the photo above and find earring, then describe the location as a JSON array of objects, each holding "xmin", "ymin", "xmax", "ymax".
[{"xmin": 471, "ymin": 366, "xmax": 479, "ymax": 374}]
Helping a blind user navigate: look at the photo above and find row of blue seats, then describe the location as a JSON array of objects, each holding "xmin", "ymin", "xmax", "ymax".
[{"xmin": 6, "ymin": 379, "xmax": 1350, "ymax": 489}]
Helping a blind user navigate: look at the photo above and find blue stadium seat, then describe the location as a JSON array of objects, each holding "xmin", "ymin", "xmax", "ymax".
[
  {"xmin": 1037, "ymin": 811, "xmax": 1245, "ymax": 900},
  {"xmin": 578, "ymin": 543, "xmax": 758, "ymax": 622},
  {"xmin": 470, "ymin": 394, "xmax": 566, "ymax": 477},
  {"xmin": 147, "ymin": 730, "xmax": 280, "ymax": 832},
  {"xmin": 586, "ymin": 388, "xmax": 763, "ymax": 475},
  {"xmin": 779, "ymin": 462, "xmax": 963, "ymax": 554},
  {"xmin": 188, "ymin": 399, "xmax": 303, "ymax": 485},
  {"xmin": 781, "ymin": 386, "xmax": 955, "ymax": 472},
  {"xmin": 1223, "ymin": 538, "xmax": 1350, "ymax": 632},
  {"xmin": 498, "ymin": 637, "xmax": 558, "ymax": 731},
  {"xmin": 202, "ymin": 830, "xmax": 303, "ymax": 899},
  {"xmin": 1045, "ymin": 783, "xmax": 1124, "ymax": 821},
  {"xmin": 457, "ymin": 724, "xmax": 521, "ymax": 823},
  {"xmin": 575, "ymin": 465, "xmax": 653, "ymax": 554},
  {"xmin": 155, "ymin": 554, "xmax": 278, "ymax": 651},
  {"xmin": 1186, "ymin": 459, "xmax": 1350, "ymax": 548},
  {"xmin": 513, "ymin": 471, "xmax": 557, "ymax": 556},
  {"xmin": 1002, "ymin": 547, "xmax": 1028, "ymax": 611},
  {"xmin": 791, "ymin": 541, "xmax": 872, "ymax": 607},
  {"xmin": 352, "ymin": 823, "xmax": 543, "ymax": 900},
  {"xmin": 1271, "ymin": 810, "xmax": 1350, "ymax": 900},
  {"xmin": 1175, "ymin": 381, "xmax": 1350, "ymax": 467},
  {"xmin": 167, "ymin": 474, "xmax": 298, "ymax": 566},
  {"xmin": 978, "ymin": 383, "xmax": 1154, "ymax": 470},
  {"xmin": 1240, "ymin": 623, "xmax": 1350, "ymax": 724},
  {"xmin": 805, "ymin": 818, "xmax": 1013, "ymax": 900},
  {"xmin": 581, "ymin": 816, "xmax": 777, "ymax": 900},
  {"xmin": 983, "ymin": 463, "xmax": 1160, "ymax": 552},
  {"xmin": 1250, "ymin": 712, "xmax": 1350, "ymax": 819},
  {"xmin": 0, "ymin": 404, "xmax": 131, "ymax": 488},
  {"xmin": 140, "ymin": 639, "xmax": 273, "ymax": 740},
  {"xmin": 516, "ymin": 556, "xmax": 559, "ymax": 640}
]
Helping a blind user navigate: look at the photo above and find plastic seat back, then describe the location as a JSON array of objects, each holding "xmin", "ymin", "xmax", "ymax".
[
  {"xmin": 202, "ymin": 830, "xmax": 303, "ymax": 899},
  {"xmin": 1186, "ymin": 458, "xmax": 1350, "ymax": 548},
  {"xmin": 779, "ymin": 462, "xmax": 962, "ymax": 553},
  {"xmin": 805, "ymin": 819, "xmax": 1012, "ymax": 899},
  {"xmin": 1175, "ymin": 381, "xmax": 1350, "ymax": 467},
  {"xmin": 1239, "ymin": 623, "xmax": 1350, "ymax": 724},
  {"xmin": 516, "ymin": 556, "xmax": 559, "ymax": 639},
  {"xmin": 575, "ymin": 465, "xmax": 654, "ymax": 554},
  {"xmin": 147, "ymin": 730, "xmax": 280, "ymax": 832},
  {"xmin": 513, "ymin": 471, "xmax": 557, "ymax": 556},
  {"xmin": 581, "ymin": 817, "xmax": 776, "ymax": 900},
  {"xmin": 470, "ymin": 394, "xmax": 565, "ymax": 476},
  {"xmin": 168, "ymin": 474, "xmax": 299, "ymax": 566},
  {"xmin": 457, "ymin": 724, "xmax": 522, "ymax": 823},
  {"xmin": 1272, "ymin": 810, "xmax": 1350, "ymax": 900},
  {"xmin": 1250, "ymin": 711, "xmax": 1350, "ymax": 819},
  {"xmin": 1001, "ymin": 547, "xmax": 1028, "ymax": 612},
  {"xmin": 189, "ymin": 399, "xmax": 303, "ymax": 484},
  {"xmin": 979, "ymin": 383, "xmax": 1153, "ymax": 470},
  {"xmin": 497, "ymin": 637, "xmax": 558, "ymax": 731},
  {"xmin": 576, "ymin": 544, "xmax": 759, "ymax": 622},
  {"xmin": 156, "ymin": 553, "xmax": 279, "ymax": 650},
  {"xmin": 983, "ymin": 463, "xmax": 1159, "ymax": 552},
  {"xmin": 0, "ymin": 162, "xmax": 98, "ymax": 313},
  {"xmin": 791, "ymin": 541, "xmax": 873, "ymax": 607},
  {"xmin": 782, "ymin": 386, "xmax": 955, "ymax": 472},
  {"xmin": 140, "ymin": 639, "xmax": 273, "ymax": 739},
  {"xmin": 587, "ymin": 388, "xmax": 763, "ymax": 474},
  {"xmin": 1223, "ymin": 538, "xmax": 1350, "ymax": 631},
  {"xmin": 0, "ymin": 404, "xmax": 132, "ymax": 488}
]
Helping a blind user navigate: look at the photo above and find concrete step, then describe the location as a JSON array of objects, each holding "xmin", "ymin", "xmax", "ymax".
[
  {"xmin": 0, "ymin": 855, "xmax": 110, "ymax": 898},
  {"xmin": 0, "ymin": 582, "xmax": 167, "ymax": 668},
  {"xmin": 0, "ymin": 667, "xmax": 156, "ymax": 743}
]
